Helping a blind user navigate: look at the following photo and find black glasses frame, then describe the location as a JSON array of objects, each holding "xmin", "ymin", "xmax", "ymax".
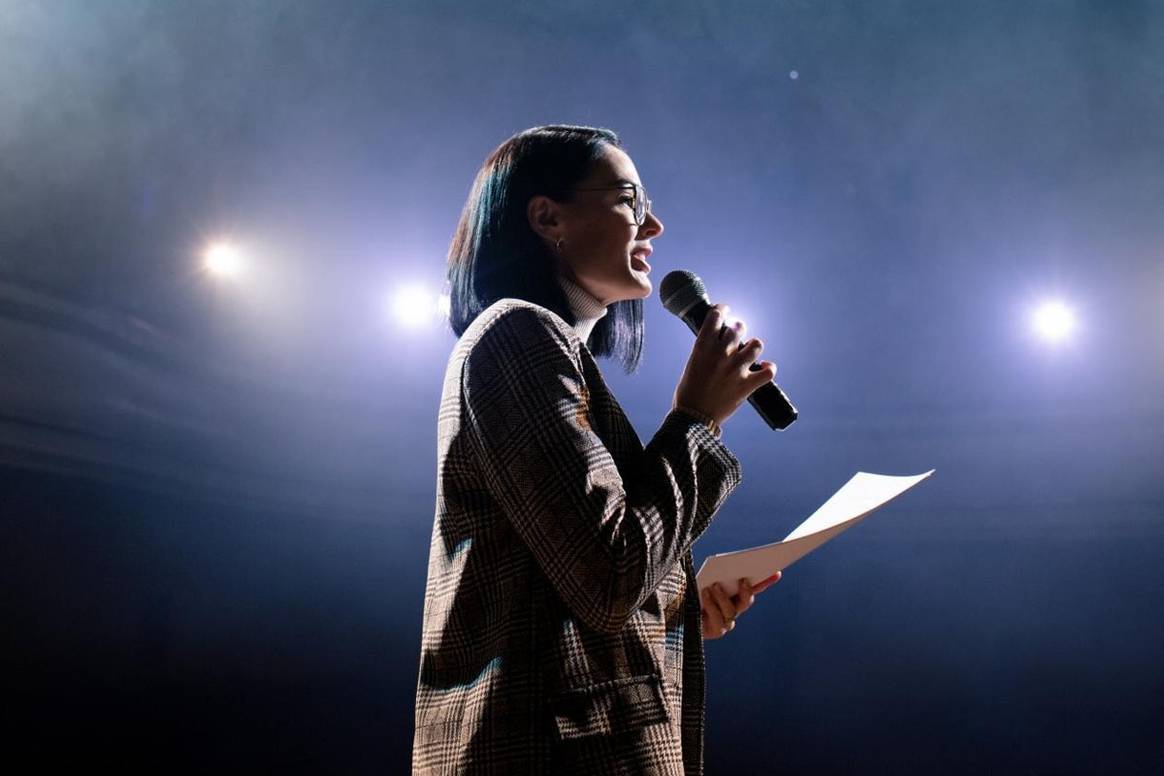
[{"xmin": 560, "ymin": 183, "xmax": 652, "ymax": 226}]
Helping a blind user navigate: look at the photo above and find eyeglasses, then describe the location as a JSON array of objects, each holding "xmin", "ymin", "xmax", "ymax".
[{"xmin": 561, "ymin": 182, "xmax": 653, "ymax": 226}]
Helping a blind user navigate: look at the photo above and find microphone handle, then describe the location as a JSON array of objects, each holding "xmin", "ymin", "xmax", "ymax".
[{"xmin": 679, "ymin": 300, "xmax": 798, "ymax": 431}]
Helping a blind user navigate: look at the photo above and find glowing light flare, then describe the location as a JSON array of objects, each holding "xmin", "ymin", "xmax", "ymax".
[
  {"xmin": 203, "ymin": 241, "xmax": 245, "ymax": 278},
  {"xmin": 390, "ymin": 284, "xmax": 444, "ymax": 329},
  {"xmin": 1031, "ymin": 300, "xmax": 1077, "ymax": 344}
]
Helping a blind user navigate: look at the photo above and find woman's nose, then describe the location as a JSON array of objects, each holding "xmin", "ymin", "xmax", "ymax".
[{"xmin": 640, "ymin": 210, "xmax": 664, "ymax": 239}]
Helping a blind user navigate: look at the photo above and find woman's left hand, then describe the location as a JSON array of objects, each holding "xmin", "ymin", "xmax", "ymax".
[{"xmin": 700, "ymin": 572, "xmax": 782, "ymax": 640}]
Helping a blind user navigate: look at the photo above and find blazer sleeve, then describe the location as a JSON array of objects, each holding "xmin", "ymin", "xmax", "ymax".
[{"xmin": 462, "ymin": 305, "xmax": 742, "ymax": 635}]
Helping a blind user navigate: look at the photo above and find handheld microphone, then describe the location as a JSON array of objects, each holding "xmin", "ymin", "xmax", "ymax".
[{"xmin": 660, "ymin": 269, "xmax": 798, "ymax": 431}]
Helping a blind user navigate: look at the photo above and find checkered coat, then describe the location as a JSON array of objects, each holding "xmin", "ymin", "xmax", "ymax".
[{"xmin": 413, "ymin": 299, "xmax": 743, "ymax": 774}]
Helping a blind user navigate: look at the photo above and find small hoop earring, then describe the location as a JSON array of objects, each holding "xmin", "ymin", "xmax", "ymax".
[{"xmin": 555, "ymin": 238, "xmax": 564, "ymax": 254}]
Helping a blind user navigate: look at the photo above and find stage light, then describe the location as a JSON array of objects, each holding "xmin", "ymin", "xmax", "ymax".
[
  {"xmin": 1031, "ymin": 300, "xmax": 1076, "ymax": 344},
  {"xmin": 391, "ymin": 284, "xmax": 441, "ymax": 328},
  {"xmin": 203, "ymin": 241, "xmax": 245, "ymax": 278}
]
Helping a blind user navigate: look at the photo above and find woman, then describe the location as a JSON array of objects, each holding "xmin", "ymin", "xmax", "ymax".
[{"xmin": 413, "ymin": 125, "xmax": 780, "ymax": 775}]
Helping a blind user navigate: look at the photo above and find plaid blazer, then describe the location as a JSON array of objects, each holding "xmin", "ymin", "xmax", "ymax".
[{"xmin": 413, "ymin": 299, "xmax": 742, "ymax": 775}]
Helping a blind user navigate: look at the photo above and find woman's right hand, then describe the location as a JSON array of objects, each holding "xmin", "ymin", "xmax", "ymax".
[{"xmin": 673, "ymin": 304, "xmax": 777, "ymax": 427}]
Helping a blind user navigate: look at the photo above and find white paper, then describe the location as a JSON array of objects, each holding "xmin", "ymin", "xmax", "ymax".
[{"xmin": 695, "ymin": 470, "xmax": 934, "ymax": 597}]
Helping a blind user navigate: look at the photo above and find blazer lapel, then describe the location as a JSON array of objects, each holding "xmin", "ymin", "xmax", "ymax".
[{"xmin": 577, "ymin": 349, "xmax": 644, "ymax": 472}]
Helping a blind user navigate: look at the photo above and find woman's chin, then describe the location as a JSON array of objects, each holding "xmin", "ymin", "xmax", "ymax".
[
  {"xmin": 626, "ymin": 268, "xmax": 653, "ymax": 295},
  {"xmin": 602, "ymin": 273, "xmax": 652, "ymax": 303}
]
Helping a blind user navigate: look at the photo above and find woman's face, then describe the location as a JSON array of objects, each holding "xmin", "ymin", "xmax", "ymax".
[{"xmin": 538, "ymin": 145, "xmax": 665, "ymax": 305}]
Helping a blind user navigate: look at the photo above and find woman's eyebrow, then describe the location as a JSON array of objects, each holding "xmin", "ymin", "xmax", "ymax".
[{"xmin": 610, "ymin": 178, "xmax": 639, "ymax": 188}]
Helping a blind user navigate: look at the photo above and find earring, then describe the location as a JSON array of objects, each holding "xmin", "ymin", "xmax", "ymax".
[{"xmin": 555, "ymin": 238, "xmax": 564, "ymax": 253}]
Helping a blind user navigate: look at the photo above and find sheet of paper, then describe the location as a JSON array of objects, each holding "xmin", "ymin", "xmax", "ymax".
[{"xmin": 695, "ymin": 470, "xmax": 934, "ymax": 597}]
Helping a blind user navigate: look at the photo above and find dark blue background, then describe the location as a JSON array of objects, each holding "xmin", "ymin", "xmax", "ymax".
[{"xmin": 3, "ymin": 2, "xmax": 1162, "ymax": 772}]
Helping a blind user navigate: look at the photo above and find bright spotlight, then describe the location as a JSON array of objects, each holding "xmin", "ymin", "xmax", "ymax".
[
  {"xmin": 391, "ymin": 284, "xmax": 441, "ymax": 328},
  {"xmin": 203, "ymin": 241, "xmax": 244, "ymax": 278},
  {"xmin": 1031, "ymin": 300, "xmax": 1077, "ymax": 344}
]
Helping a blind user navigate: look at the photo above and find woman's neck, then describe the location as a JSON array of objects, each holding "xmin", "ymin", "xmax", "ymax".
[{"xmin": 556, "ymin": 274, "xmax": 607, "ymax": 344}]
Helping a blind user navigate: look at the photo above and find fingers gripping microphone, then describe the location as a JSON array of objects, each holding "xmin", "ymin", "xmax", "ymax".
[{"xmin": 660, "ymin": 269, "xmax": 798, "ymax": 430}]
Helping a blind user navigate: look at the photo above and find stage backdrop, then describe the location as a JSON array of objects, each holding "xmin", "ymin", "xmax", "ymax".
[{"xmin": 2, "ymin": 2, "xmax": 1162, "ymax": 773}]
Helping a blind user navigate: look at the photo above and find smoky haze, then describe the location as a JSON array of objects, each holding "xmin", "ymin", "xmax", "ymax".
[{"xmin": 2, "ymin": 1, "xmax": 1163, "ymax": 772}]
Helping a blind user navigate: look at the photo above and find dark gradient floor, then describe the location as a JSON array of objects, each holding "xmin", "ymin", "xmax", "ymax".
[{"xmin": 5, "ymin": 466, "xmax": 1161, "ymax": 774}]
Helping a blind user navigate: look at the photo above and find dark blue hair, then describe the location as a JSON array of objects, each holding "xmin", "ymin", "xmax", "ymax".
[{"xmin": 446, "ymin": 125, "xmax": 644, "ymax": 373}]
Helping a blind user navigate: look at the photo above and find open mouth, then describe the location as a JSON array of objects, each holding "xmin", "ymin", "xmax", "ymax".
[{"xmin": 631, "ymin": 251, "xmax": 652, "ymax": 273}]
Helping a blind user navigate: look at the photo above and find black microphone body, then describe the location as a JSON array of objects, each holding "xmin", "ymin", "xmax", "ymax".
[{"xmin": 661, "ymin": 271, "xmax": 798, "ymax": 431}]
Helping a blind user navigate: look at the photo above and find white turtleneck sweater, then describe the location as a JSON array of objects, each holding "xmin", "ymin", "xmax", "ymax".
[{"xmin": 556, "ymin": 274, "xmax": 607, "ymax": 345}]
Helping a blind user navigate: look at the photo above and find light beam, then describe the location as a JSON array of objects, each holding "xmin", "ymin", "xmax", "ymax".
[
  {"xmin": 203, "ymin": 241, "xmax": 245, "ymax": 279},
  {"xmin": 1031, "ymin": 300, "xmax": 1077, "ymax": 345},
  {"xmin": 390, "ymin": 284, "xmax": 442, "ymax": 329}
]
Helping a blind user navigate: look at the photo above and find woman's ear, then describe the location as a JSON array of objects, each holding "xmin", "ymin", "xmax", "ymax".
[{"xmin": 526, "ymin": 195, "xmax": 562, "ymax": 243}]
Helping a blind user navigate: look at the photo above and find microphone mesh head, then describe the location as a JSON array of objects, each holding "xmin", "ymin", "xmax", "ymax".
[{"xmin": 660, "ymin": 270, "xmax": 708, "ymax": 317}]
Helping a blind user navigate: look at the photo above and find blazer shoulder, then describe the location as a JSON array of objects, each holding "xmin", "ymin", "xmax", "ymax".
[{"xmin": 461, "ymin": 298, "xmax": 580, "ymax": 354}]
